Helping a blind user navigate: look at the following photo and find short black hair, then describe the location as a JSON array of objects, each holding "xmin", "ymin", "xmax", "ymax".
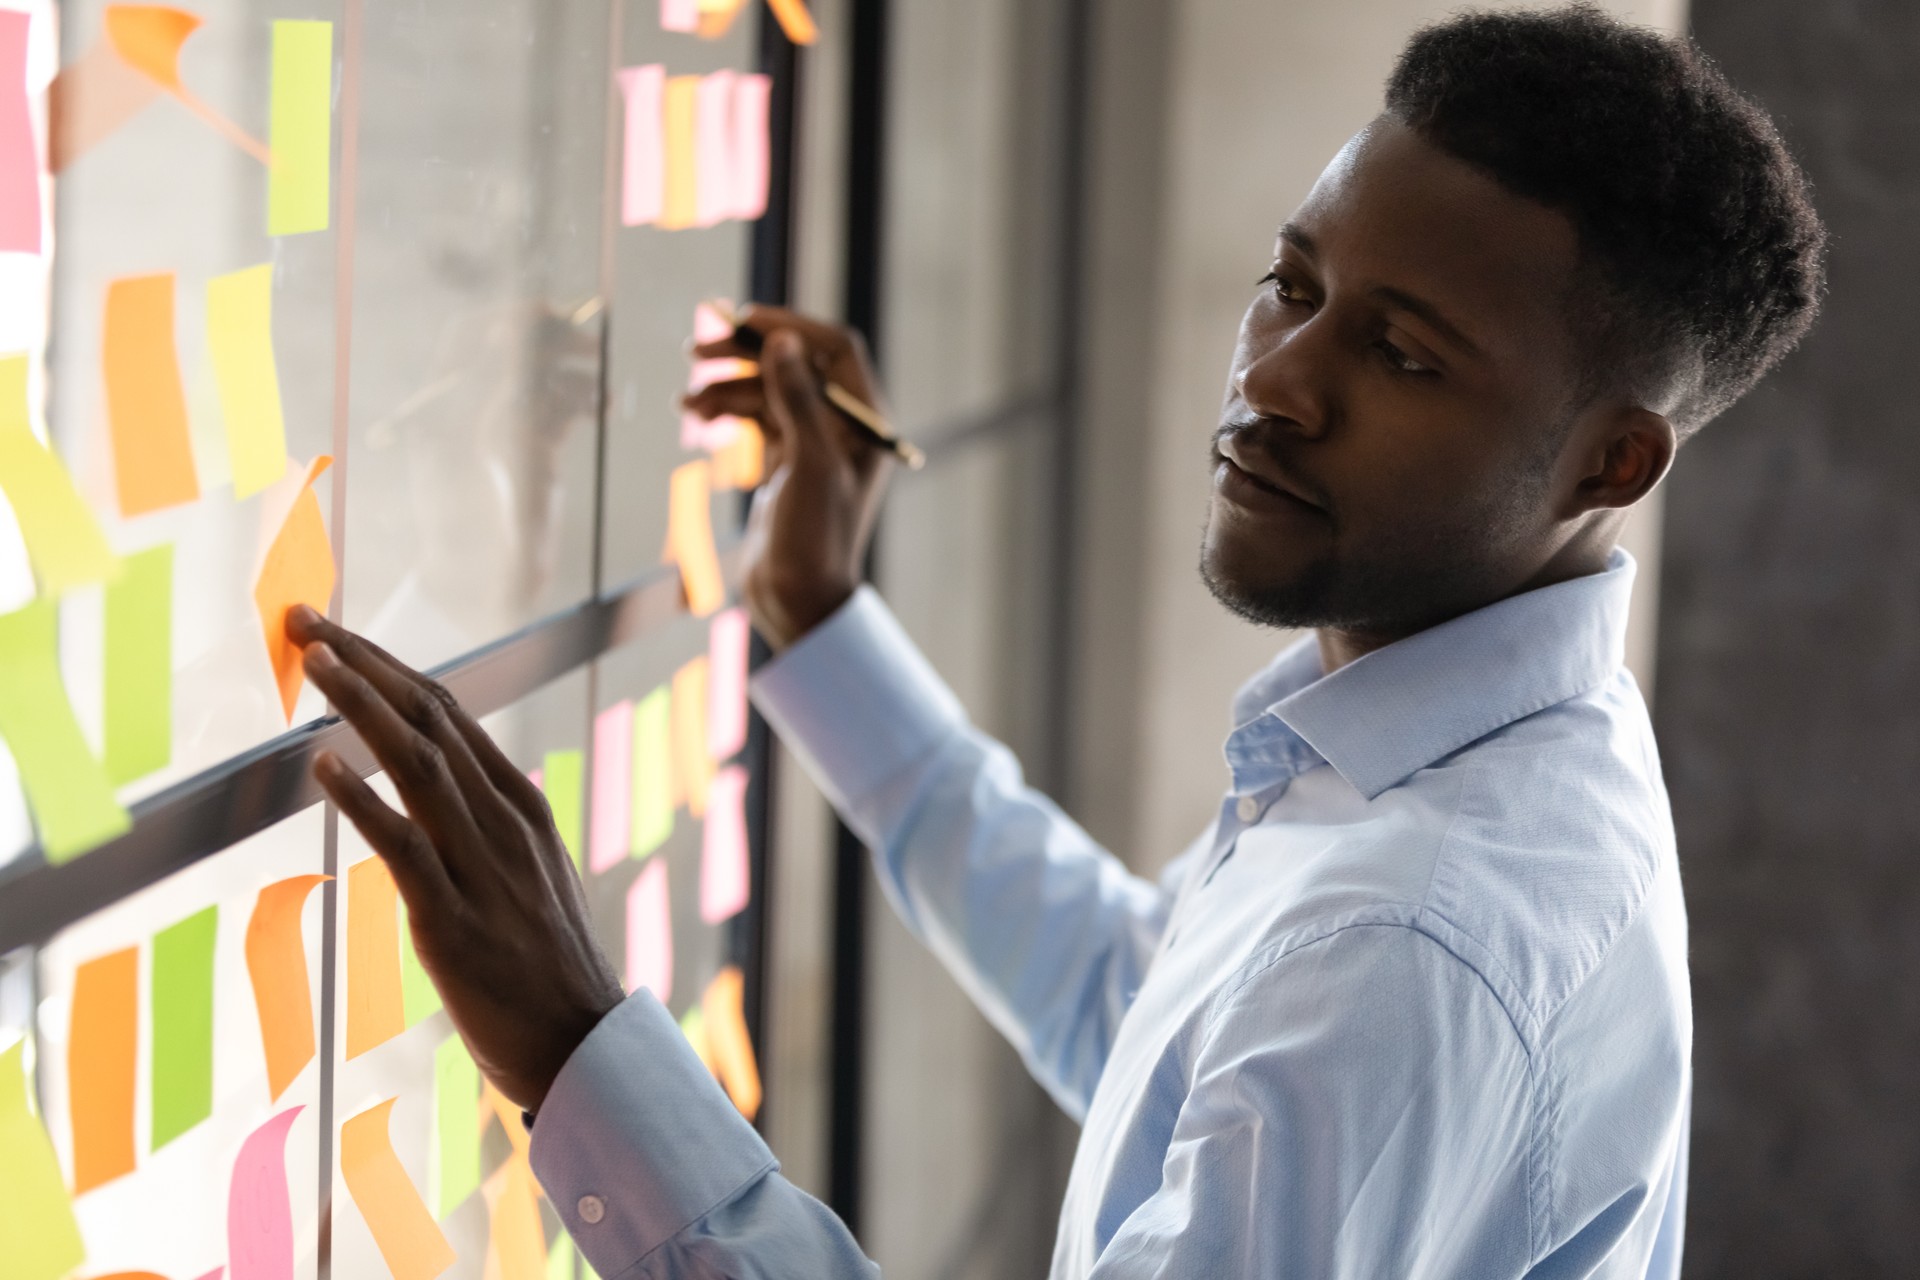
[{"xmin": 1384, "ymin": 4, "xmax": 1826, "ymax": 434}]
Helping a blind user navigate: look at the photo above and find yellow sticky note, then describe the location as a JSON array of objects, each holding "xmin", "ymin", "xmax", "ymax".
[
  {"xmin": 340, "ymin": 1097, "xmax": 458, "ymax": 1280},
  {"xmin": 206, "ymin": 264, "xmax": 288, "ymax": 498},
  {"xmin": 103, "ymin": 543, "xmax": 172, "ymax": 785},
  {"xmin": 346, "ymin": 856, "xmax": 406, "ymax": 1059},
  {"xmin": 671, "ymin": 657, "xmax": 713, "ymax": 817},
  {"xmin": 268, "ymin": 21, "xmax": 332, "ymax": 236},
  {"xmin": 0, "ymin": 354, "xmax": 120, "ymax": 596},
  {"xmin": 0, "ymin": 599, "xmax": 131, "ymax": 862},
  {"xmin": 666, "ymin": 460, "xmax": 725, "ymax": 618},
  {"xmin": 0, "ymin": 1041, "xmax": 87, "ymax": 1280},
  {"xmin": 660, "ymin": 75, "xmax": 699, "ymax": 231}
]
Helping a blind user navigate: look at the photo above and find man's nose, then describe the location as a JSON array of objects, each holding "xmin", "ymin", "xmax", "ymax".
[{"xmin": 1234, "ymin": 324, "xmax": 1334, "ymax": 439}]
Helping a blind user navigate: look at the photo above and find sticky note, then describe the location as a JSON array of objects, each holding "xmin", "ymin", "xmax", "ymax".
[
  {"xmin": 431, "ymin": 1034, "xmax": 480, "ymax": 1219},
  {"xmin": 0, "ymin": 354, "xmax": 120, "ymax": 596},
  {"xmin": 194, "ymin": 1268, "xmax": 225, "ymax": 1280},
  {"xmin": 542, "ymin": 749, "xmax": 584, "ymax": 870},
  {"xmin": 341, "ymin": 1098, "xmax": 457, "ymax": 1280},
  {"xmin": 150, "ymin": 904, "xmax": 216, "ymax": 1151},
  {"xmin": 0, "ymin": 599, "xmax": 131, "ymax": 862},
  {"xmin": 347, "ymin": 856, "xmax": 406, "ymax": 1059},
  {"xmin": 694, "ymin": 70, "xmax": 735, "ymax": 229},
  {"xmin": 547, "ymin": 1233, "xmax": 577, "ymax": 1280},
  {"xmin": 696, "ymin": 0, "xmax": 746, "ymax": 39},
  {"xmin": 710, "ymin": 419, "xmax": 764, "ymax": 490},
  {"xmin": 482, "ymin": 1154, "xmax": 545, "ymax": 1280},
  {"xmin": 660, "ymin": 0, "xmax": 699, "ymax": 33},
  {"xmin": 766, "ymin": 0, "xmax": 819, "ymax": 45},
  {"xmin": 667, "ymin": 460, "xmax": 725, "ymax": 618},
  {"xmin": 0, "ymin": 11, "xmax": 39, "ymax": 254},
  {"xmin": 104, "ymin": 5, "xmax": 201, "ymax": 92},
  {"xmin": 399, "ymin": 901, "xmax": 441, "ymax": 1026},
  {"xmin": 47, "ymin": 33, "xmax": 163, "ymax": 171},
  {"xmin": 228, "ymin": 1105, "xmax": 301, "ymax": 1280},
  {"xmin": 482, "ymin": 1076, "xmax": 530, "ymax": 1159},
  {"xmin": 708, "ymin": 608, "xmax": 750, "ymax": 761},
  {"xmin": 616, "ymin": 65, "xmax": 664, "ymax": 227},
  {"xmin": 630, "ymin": 685, "xmax": 674, "ymax": 859},
  {"xmin": 703, "ymin": 965, "xmax": 761, "ymax": 1120},
  {"xmin": 672, "ymin": 657, "xmax": 713, "ymax": 816},
  {"xmin": 254, "ymin": 456, "xmax": 336, "ymax": 722},
  {"xmin": 678, "ymin": 1005, "xmax": 716, "ymax": 1073},
  {"xmin": 588, "ymin": 702, "xmax": 633, "ymax": 873},
  {"xmin": 624, "ymin": 857, "xmax": 672, "ymax": 1002},
  {"xmin": 69, "ymin": 944, "xmax": 139, "ymax": 1193},
  {"xmin": 660, "ymin": 76, "xmax": 699, "ymax": 231},
  {"xmin": 0, "ymin": 1040, "xmax": 86, "ymax": 1280},
  {"xmin": 730, "ymin": 73, "xmax": 771, "ymax": 221},
  {"xmin": 700, "ymin": 764, "xmax": 750, "ymax": 924},
  {"xmin": 103, "ymin": 543, "xmax": 172, "ymax": 786},
  {"xmin": 206, "ymin": 263, "xmax": 289, "ymax": 498},
  {"xmin": 245, "ymin": 872, "xmax": 330, "ymax": 1100},
  {"xmin": 104, "ymin": 272, "xmax": 200, "ymax": 517},
  {"xmin": 268, "ymin": 21, "xmax": 333, "ymax": 236}
]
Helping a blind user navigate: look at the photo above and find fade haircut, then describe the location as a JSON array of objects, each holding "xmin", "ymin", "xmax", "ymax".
[{"xmin": 1384, "ymin": 4, "xmax": 1826, "ymax": 435}]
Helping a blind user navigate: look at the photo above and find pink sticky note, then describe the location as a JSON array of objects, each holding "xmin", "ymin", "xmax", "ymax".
[
  {"xmin": 229, "ymin": 1106, "xmax": 302, "ymax": 1280},
  {"xmin": 730, "ymin": 73, "xmax": 771, "ymax": 222},
  {"xmin": 708, "ymin": 608, "xmax": 750, "ymax": 761},
  {"xmin": 699, "ymin": 765, "xmax": 750, "ymax": 924},
  {"xmin": 693, "ymin": 70, "xmax": 736, "ymax": 228},
  {"xmin": 589, "ymin": 701, "xmax": 634, "ymax": 873},
  {"xmin": 660, "ymin": 0, "xmax": 699, "ymax": 33},
  {"xmin": 527, "ymin": 766, "xmax": 543, "ymax": 790},
  {"xmin": 195, "ymin": 1269, "xmax": 226, "ymax": 1280},
  {"xmin": 681, "ymin": 411, "xmax": 744, "ymax": 453},
  {"xmin": 616, "ymin": 65, "xmax": 665, "ymax": 227},
  {"xmin": 0, "ymin": 11, "xmax": 41, "ymax": 254},
  {"xmin": 625, "ymin": 857, "xmax": 673, "ymax": 1002},
  {"xmin": 693, "ymin": 299, "xmax": 735, "ymax": 344}
]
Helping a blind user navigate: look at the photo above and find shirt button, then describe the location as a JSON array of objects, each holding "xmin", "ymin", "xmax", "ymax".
[
  {"xmin": 1235, "ymin": 795, "xmax": 1263, "ymax": 823},
  {"xmin": 577, "ymin": 1195, "xmax": 606, "ymax": 1225}
]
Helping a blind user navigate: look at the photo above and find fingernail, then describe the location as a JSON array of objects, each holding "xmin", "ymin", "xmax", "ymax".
[
  {"xmin": 306, "ymin": 642, "xmax": 339, "ymax": 671},
  {"xmin": 289, "ymin": 603, "xmax": 320, "ymax": 628}
]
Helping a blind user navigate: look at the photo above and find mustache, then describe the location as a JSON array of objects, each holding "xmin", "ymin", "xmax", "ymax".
[{"xmin": 1212, "ymin": 418, "xmax": 1332, "ymax": 511}]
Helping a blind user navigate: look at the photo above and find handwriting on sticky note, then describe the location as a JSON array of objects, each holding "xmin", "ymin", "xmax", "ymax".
[
  {"xmin": 151, "ymin": 903, "xmax": 216, "ymax": 1151},
  {"xmin": 482, "ymin": 1154, "xmax": 545, "ymax": 1280},
  {"xmin": 543, "ymin": 749, "xmax": 585, "ymax": 869},
  {"xmin": 207, "ymin": 263, "xmax": 289, "ymax": 498},
  {"xmin": 630, "ymin": 684, "xmax": 675, "ymax": 859},
  {"xmin": 347, "ymin": 856, "xmax": 406, "ymax": 1059},
  {"xmin": 104, "ymin": 272, "xmax": 200, "ymax": 517},
  {"xmin": 667, "ymin": 459, "xmax": 725, "ymax": 617},
  {"xmin": 342, "ymin": 1098, "xmax": 457, "ymax": 1280},
  {"xmin": 268, "ymin": 21, "xmax": 333, "ymax": 235},
  {"xmin": 660, "ymin": 75, "xmax": 699, "ymax": 230},
  {"xmin": 617, "ymin": 65, "xmax": 664, "ymax": 227},
  {"xmin": 0, "ymin": 1040, "xmax": 86, "ymax": 1280},
  {"xmin": 703, "ymin": 965, "xmax": 762, "ymax": 1120},
  {"xmin": 700, "ymin": 764, "xmax": 750, "ymax": 924},
  {"xmin": 432, "ymin": 1035, "xmax": 480, "ymax": 1219},
  {"xmin": 0, "ymin": 11, "xmax": 39, "ymax": 254},
  {"xmin": 254, "ymin": 456, "xmax": 336, "ymax": 723},
  {"xmin": 104, "ymin": 543, "xmax": 172, "ymax": 786},
  {"xmin": 672, "ymin": 657, "xmax": 713, "ymax": 815},
  {"xmin": 625, "ymin": 857, "xmax": 673, "ymax": 1002},
  {"xmin": 730, "ymin": 73, "xmax": 771, "ymax": 220},
  {"xmin": 228, "ymin": 1105, "xmax": 302, "ymax": 1280},
  {"xmin": 69, "ymin": 944, "xmax": 139, "ymax": 1194},
  {"xmin": 708, "ymin": 608, "xmax": 750, "ymax": 762},
  {"xmin": 589, "ymin": 702, "xmax": 633, "ymax": 873},
  {"xmin": 0, "ymin": 354, "xmax": 120, "ymax": 596},
  {"xmin": 245, "ymin": 873, "xmax": 329, "ymax": 1100},
  {"xmin": 0, "ymin": 598, "xmax": 131, "ymax": 862}
]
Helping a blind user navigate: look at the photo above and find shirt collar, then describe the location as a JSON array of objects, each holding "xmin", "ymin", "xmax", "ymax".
[{"xmin": 1230, "ymin": 548, "xmax": 1637, "ymax": 801}]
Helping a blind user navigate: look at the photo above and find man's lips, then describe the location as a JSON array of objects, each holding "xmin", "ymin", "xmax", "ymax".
[{"xmin": 1215, "ymin": 431, "xmax": 1325, "ymax": 512}]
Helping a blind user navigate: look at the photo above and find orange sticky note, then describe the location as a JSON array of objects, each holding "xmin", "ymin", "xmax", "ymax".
[
  {"xmin": 666, "ymin": 459, "xmax": 725, "ymax": 618},
  {"xmin": 659, "ymin": 75, "xmax": 699, "ymax": 231},
  {"xmin": 765, "ymin": 0, "xmax": 819, "ymax": 45},
  {"xmin": 245, "ymin": 872, "xmax": 331, "ymax": 1101},
  {"xmin": 710, "ymin": 419, "xmax": 764, "ymax": 490},
  {"xmin": 346, "ymin": 856, "xmax": 406, "ymax": 1060},
  {"xmin": 254, "ymin": 456, "xmax": 336, "ymax": 722},
  {"xmin": 103, "ymin": 273, "xmax": 200, "ymax": 517},
  {"xmin": 702, "ymin": 966, "xmax": 761, "ymax": 1121},
  {"xmin": 340, "ymin": 1098, "xmax": 457, "ymax": 1280},
  {"xmin": 480, "ymin": 1155, "xmax": 544, "ymax": 1280},
  {"xmin": 480, "ymin": 1078, "xmax": 530, "ymax": 1161},
  {"xmin": 68, "ymin": 945, "xmax": 139, "ymax": 1194},
  {"xmin": 672, "ymin": 656, "xmax": 713, "ymax": 817},
  {"xmin": 48, "ymin": 32, "xmax": 164, "ymax": 171},
  {"xmin": 102, "ymin": 5, "xmax": 269, "ymax": 165}
]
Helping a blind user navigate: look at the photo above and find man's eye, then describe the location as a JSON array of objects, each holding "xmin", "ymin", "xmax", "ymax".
[
  {"xmin": 1255, "ymin": 270, "xmax": 1302, "ymax": 303},
  {"xmin": 1376, "ymin": 339, "xmax": 1433, "ymax": 375}
]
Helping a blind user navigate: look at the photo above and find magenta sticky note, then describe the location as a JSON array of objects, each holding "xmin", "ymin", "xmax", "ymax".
[
  {"xmin": 0, "ymin": 11, "xmax": 41, "ymax": 255},
  {"xmin": 694, "ymin": 70, "xmax": 736, "ymax": 228},
  {"xmin": 616, "ymin": 65, "xmax": 665, "ymax": 227},
  {"xmin": 708, "ymin": 608, "xmax": 750, "ymax": 761},
  {"xmin": 730, "ymin": 73, "xmax": 772, "ymax": 222},
  {"xmin": 699, "ymin": 765, "xmax": 750, "ymax": 924},
  {"xmin": 228, "ymin": 1105, "xmax": 302, "ymax": 1280},
  {"xmin": 589, "ymin": 700, "xmax": 634, "ymax": 873},
  {"xmin": 625, "ymin": 857, "xmax": 673, "ymax": 1002},
  {"xmin": 660, "ymin": 0, "xmax": 699, "ymax": 33}
]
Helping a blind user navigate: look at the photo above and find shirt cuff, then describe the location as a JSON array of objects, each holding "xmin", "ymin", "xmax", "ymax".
[
  {"xmin": 529, "ymin": 991, "xmax": 776, "ymax": 1276},
  {"xmin": 750, "ymin": 584, "xmax": 969, "ymax": 812}
]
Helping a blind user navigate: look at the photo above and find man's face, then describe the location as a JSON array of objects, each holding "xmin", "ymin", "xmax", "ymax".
[{"xmin": 1202, "ymin": 117, "xmax": 1593, "ymax": 637}]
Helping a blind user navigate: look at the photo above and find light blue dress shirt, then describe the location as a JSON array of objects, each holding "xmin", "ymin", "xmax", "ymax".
[{"xmin": 529, "ymin": 547, "xmax": 1691, "ymax": 1279}]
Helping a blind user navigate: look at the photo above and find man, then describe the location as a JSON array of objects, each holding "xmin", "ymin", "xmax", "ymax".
[{"xmin": 291, "ymin": 6, "xmax": 1825, "ymax": 1276}]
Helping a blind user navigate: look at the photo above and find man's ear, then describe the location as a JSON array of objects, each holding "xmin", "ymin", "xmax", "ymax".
[{"xmin": 1568, "ymin": 406, "xmax": 1675, "ymax": 515}]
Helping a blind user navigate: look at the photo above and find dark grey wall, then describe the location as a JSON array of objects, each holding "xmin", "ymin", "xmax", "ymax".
[{"xmin": 1657, "ymin": 4, "xmax": 1920, "ymax": 1275}]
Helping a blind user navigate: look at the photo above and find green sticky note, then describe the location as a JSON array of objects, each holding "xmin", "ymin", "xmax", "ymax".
[
  {"xmin": 0, "ymin": 599, "xmax": 131, "ymax": 862},
  {"xmin": 0, "ymin": 1040, "xmax": 87, "ymax": 1280},
  {"xmin": 399, "ymin": 898, "xmax": 442, "ymax": 1026},
  {"xmin": 431, "ymin": 1034, "xmax": 481, "ymax": 1219},
  {"xmin": 543, "ymin": 749, "xmax": 584, "ymax": 869},
  {"xmin": 0, "ymin": 354, "xmax": 120, "ymax": 596},
  {"xmin": 268, "ymin": 21, "xmax": 333, "ymax": 236},
  {"xmin": 547, "ymin": 1233, "xmax": 576, "ymax": 1280},
  {"xmin": 629, "ymin": 686, "xmax": 674, "ymax": 859},
  {"xmin": 150, "ymin": 904, "xmax": 216, "ymax": 1150},
  {"xmin": 103, "ymin": 543, "xmax": 172, "ymax": 786}
]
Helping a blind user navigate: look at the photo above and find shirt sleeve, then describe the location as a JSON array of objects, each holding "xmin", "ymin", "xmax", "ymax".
[
  {"xmin": 752, "ymin": 586, "xmax": 1176, "ymax": 1118},
  {"xmin": 1087, "ymin": 923, "xmax": 1536, "ymax": 1279},
  {"xmin": 529, "ymin": 990, "xmax": 878, "ymax": 1279}
]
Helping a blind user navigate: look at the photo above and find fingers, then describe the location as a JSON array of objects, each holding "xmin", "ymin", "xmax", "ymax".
[
  {"xmin": 314, "ymin": 750, "xmax": 456, "ymax": 913},
  {"xmin": 680, "ymin": 378, "xmax": 767, "ymax": 423},
  {"xmin": 762, "ymin": 328, "xmax": 867, "ymax": 464}
]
